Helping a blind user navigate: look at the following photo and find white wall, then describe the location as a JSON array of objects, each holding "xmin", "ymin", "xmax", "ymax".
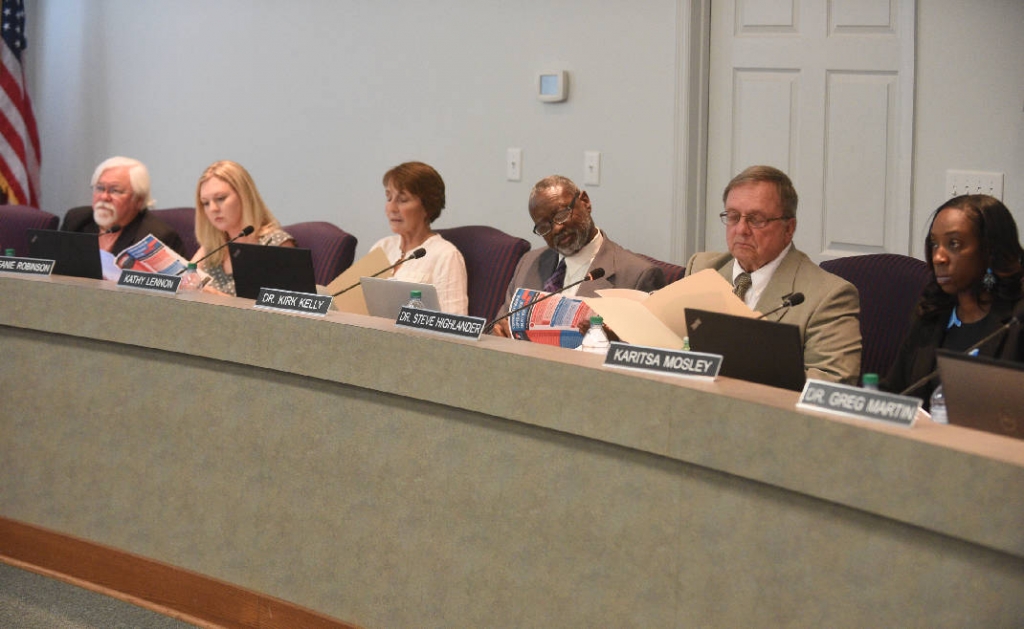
[
  {"xmin": 910, "ymin": 0, "xmax": 1024, "ymax": 258},
  {"xmin": 25, "ymin": 1, "xmax": 1024, "ymax": 263},
  {"xmin": 27, "ymin": 0, "xmax": 680, "ymax": 259}
]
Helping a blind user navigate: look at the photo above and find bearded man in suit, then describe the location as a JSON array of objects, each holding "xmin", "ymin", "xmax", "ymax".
[{"xmin": 492, "ymin": 175, "xmax": 665, "ymax": 337}]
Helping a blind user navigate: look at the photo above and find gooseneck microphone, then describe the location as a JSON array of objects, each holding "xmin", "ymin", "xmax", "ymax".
[
  {"xmin": 331, "ymin": 247, "xmax": 427, "ymax": 297},
  {"xmin": 104, "ymin": 224, "xmax": 122, "ymax": 235},
  {"xmin": 179, "ymin": 225, "xmax": 255, "ymax": 274},
  {"xmin": 756, "ymin": 292, "xmax": 805, "ymax": 320},
  {"xmin": 898, "ymin": 313, "xmax": 1024, "ymax": 396},
  {"xmin": 484, "ymin": 267, "xmax": 606, "ymax": 333}
]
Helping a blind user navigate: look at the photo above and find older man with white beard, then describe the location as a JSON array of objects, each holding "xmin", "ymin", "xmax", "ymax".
[{"xmin": 60, "ymin": 156, "xmax": 185, "ymax": 256}]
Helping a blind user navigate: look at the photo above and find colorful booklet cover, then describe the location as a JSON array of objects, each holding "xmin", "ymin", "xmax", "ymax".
[{"xmin": 508, "ymin": 287, "xmax": 594, "ymax": 349}]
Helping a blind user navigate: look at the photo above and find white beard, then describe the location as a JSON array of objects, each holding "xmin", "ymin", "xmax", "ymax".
[{"xmin": 93, "ymin": 202, "xmax": 117, "ymax": 229}]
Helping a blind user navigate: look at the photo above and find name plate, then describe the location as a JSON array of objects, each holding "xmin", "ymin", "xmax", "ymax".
[
  {"xmin": 604, "ymin": 341, "xmax": 722, "ymax": 379},
  {"xmin": 117, "ymin": 269, "xmax": 181, "ymax": 294},
  {"xmin": 254, "ymin": 288, "xmax": 333, "ymax": 316},
  {"xmin": 0, "ymin": 255, "xmax": 54, "ymax": 276},
  {"xmin": 395, "ymin": 306, "xmax": 486, "ymax": 340},
  {"xmin": 797, "ymin": 379, "xmax": 921, "ymax": 428}
]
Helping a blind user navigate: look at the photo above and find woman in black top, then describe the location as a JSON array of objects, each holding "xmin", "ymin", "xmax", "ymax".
[{"xmin": 884, "ymin": 195, "xmax": 1024, "ymax": 405}]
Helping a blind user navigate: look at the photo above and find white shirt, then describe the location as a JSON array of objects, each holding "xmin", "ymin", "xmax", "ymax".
[
  {"xmin": 371, "ymin": 233, "xmax": 469, "ymax": 315},
  {"xmin": 556, "ymin": 230, "xmax": 604, "ymax": 298},
  {"xmin": 731, "ymin": 242, "xmax": 792, "ymax": 310}
]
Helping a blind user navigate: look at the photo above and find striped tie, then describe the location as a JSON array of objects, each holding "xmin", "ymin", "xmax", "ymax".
[{"xmin": 543, "ymin": 258, "xmax": 567, "ymax": 293}]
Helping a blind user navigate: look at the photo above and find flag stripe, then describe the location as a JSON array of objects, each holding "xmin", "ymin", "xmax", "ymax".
[{"xmin": 0, "ymin": 0, "xmax": 40, "ymax": 207}]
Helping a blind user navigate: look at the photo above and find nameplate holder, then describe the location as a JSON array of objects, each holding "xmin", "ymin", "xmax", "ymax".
[
  {"xmin": 0, "ymin": 255, "xmax": 54, "ymax": 276},
  {"xmin": 117, "ymin": 269, "xmax": 181, "ymax": 294},
  {"xmin": 395, "ymin": 306, "xmax": 486, "ymax": 341},
  {"xmin": 254, "ymin": 288, "xmax": 332, "ymax": 317},
  {"xmin": 797, "ymin": 379, "xmax": 921, "ymax": 428},
  {"xmin": 604, "ymin": 341, "xmax": 722, "ymax": 379}
]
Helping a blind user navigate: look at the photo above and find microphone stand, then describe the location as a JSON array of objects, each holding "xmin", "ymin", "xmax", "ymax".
[
  {"xmin": 332, "ymin": 248, "xmax": 426, "ymax": 297},
  {"xmin": 898, "ymin": 314, "xmax": 1022, "ymax": 396},
  {"xmin": 178, "ymin": 225, "xmax": 254, "ymax": 275}
]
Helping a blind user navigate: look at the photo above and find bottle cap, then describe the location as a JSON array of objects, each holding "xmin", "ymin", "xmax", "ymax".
[
  {"xmin": 410, "ymin": 290, "xmax": 422, "ymax": 299},
  {"xmin": 862, "ymin": 373, "xmax": 879, "ymax": 387},
  {"xmin": 4, "ymin": 248, "xmax": 15, "ymax": 257},
  {"xmin": 187, "ymin": 262, "xmax": 197, "ymax": 270},
  {"xmin": 589, "ymin": 315, "xmax": 603, "ymax": 325}
]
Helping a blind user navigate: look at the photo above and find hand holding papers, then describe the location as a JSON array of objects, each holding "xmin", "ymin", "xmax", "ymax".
[{"xmin": 582, "ymin": 269, "xmax": 755, "ymax": 349}]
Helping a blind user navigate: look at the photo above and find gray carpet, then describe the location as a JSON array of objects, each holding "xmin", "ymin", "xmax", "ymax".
[{"xmin": 0, "ymin": 562, "xmax": 198, "ymax": 629}]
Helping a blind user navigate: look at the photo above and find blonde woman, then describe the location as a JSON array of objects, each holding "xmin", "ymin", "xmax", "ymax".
[{"xmin": 191, "ymin": 160, "xmax": 295, "ymax": 296}]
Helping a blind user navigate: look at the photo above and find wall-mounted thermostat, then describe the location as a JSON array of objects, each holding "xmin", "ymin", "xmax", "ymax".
[{"xmin": 538, "ymin": 71, "xmax": 568, "ymax": 103}]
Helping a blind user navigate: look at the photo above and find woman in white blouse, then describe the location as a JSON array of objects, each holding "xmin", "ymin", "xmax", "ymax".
[{"xmin": 370, "ymin": 162, "xmax": 469, "ymax": 315}]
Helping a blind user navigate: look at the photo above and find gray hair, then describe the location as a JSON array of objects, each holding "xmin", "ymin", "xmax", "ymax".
[{"xmin": 91, "ymin": 156, "xmax": 155, "ymax": 209}]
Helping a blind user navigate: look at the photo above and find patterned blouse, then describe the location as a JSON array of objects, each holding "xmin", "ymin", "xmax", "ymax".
[{"xmin": 201, "ymin": 228, "xmax": 294, "ymax": 297}]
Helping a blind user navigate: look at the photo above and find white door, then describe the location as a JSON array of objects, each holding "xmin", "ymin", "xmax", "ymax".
[{"xmin": 705, "ymin": 0, "xmax": 915, "ymax": 261}]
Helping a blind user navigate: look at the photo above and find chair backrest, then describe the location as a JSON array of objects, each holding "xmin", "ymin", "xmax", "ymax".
[
  {"xmin": 638, "ymin": 254, "xmax": 686, "ymax": 285},
  {"xmin": 435, "ymin": 225, "xmax": 531, "ymax": 321},
  {"xmin": 149, "ymin": 207, "xmax": 199, "ymax": 259},
  {"xmin": 820, "ymin": 253, "xmax": 932, "ymax": 379},
  {"xmin": 283, "ymin": 221, "xmax": 358, "ymax": 286},
  {"xmin": 0, "ymin": 205, "xmax": 60, "ymax": 256}
]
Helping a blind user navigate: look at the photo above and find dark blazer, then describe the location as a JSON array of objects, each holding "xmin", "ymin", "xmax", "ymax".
[
  {"xmin": 686, "ymin": 247, "xmax": 862, "ymax": 384},
  {"xmin": 61, "ymin": 206, "xmax": 186, "ymax": 257},
  {"xmin": 883, "ymin": 298, "xmax": 1024, "ymax": 404},
  {"xmin": 501, "ymin": 233, "xmax": 666, "ymax": 314}
]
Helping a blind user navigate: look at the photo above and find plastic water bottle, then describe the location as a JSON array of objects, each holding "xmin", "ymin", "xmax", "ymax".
[
  {"xmin": 406, "ymin": 290, "xmax": 426, "ymax": 309},
  {"xmin": 929, "ymin": 384, "xmax": 948, "ymax": 424},
  {"xmin": 581, "ymin": 315, "xmax": 611, "ymax": 356},
  {"xmin": 861, "ymin": 373, "xmax": 880, "ymax": 390},
  {"xmin": 178, "ymin": 263, "xmax": 203, "ymax": 293}
]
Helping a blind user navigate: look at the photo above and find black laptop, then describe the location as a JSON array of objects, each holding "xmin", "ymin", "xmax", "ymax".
[
  {"xmin": 685, "ymin": 308, "xmax": 806, "ymax": 391},
  {"xmin": 229, "ymin": 242, "xmax": 317, "ymax": 299},
  {"xmin": 936, "ymin": 349, "xmax": 1024, "ymax": 440},
  {"xmin": 26, "ymin": 228, "xmax": 103, "ymax": 279}
]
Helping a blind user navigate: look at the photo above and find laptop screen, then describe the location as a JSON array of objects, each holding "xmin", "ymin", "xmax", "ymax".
[
  {"xmin": 936, "ymin": 349, "xmax": 1024, "ymax": 440},
  {"xmin": 685, "ymin": 307, "xmax": 805, "ymax": 391},
  {"xmin": 361, "ymin": 276, "xmax": 441, "ymax": 319},
  {"xmin": 229, "ymin": 243, "xmax": 317, "ymax": 299},
  {"xmin": 26, "ymin": 229, "xmax": 103, "ymax": 279}
]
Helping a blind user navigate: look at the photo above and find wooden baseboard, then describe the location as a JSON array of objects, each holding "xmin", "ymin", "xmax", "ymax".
[{"xmin": 0, "ymin": 516, "xmax": 361, "ymax": 629}]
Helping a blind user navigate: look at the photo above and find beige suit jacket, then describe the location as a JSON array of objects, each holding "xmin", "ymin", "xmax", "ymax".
[{"xmin": 686, "ymin": 247, "xmax": 862, "ymax": 384}]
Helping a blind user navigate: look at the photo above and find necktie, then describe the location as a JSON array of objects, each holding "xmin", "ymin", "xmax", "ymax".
[
  {"xmin": 543, "ymin": 258, "xmax": 567, "ymax": 293},
  {"xmin": 733, "ymin": 272, "xmax": 752, "ymax": 300}
]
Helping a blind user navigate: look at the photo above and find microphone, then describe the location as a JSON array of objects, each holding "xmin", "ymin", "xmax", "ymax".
[
  {"xmin": 104, "ymin": 224, "xmax": 122, "ymax": 235},
  {"xmin": 332, "ymin": 247, "xmax": 427, "ymax": 297},
  {"xmin": 898, "ymin": 313, "xmax": 1024, "ymax": 396},
  {"xmin": 756, "ymin": 292, "xmax": 805, "ymax": 320},
  {"xmin": 179, "ymin": 225, "xmax": 254, "ymax": 274},
  {"xmin": 484, "ymin": 267, "xmax": 606, "ymax": 333}
]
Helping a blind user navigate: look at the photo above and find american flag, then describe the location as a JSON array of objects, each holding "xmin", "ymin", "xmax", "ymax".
[{"xmin": 0, "ymin": 0, "xmax": 39, "ymax": 206}]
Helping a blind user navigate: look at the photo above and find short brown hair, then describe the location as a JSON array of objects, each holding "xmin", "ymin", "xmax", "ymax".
[
  {"xmin": 722, "ymin": 165, "xmax": 798, "ymax": 218},
  {"xmin": 382, "ymin": 162, "xmax": 446, "ymax": 223}
]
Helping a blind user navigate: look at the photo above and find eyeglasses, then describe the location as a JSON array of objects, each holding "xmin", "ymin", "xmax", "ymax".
[
  {"xmin": 91, "ymin": 184, "xmax": 130, "ymax": 198},
  {"xmin": 533, "ymin": 190, "xmax": 581, "ymax": 236},
  {"xmin": 719, "ymin": 211, "xmax": 790, "ymax": 229}
]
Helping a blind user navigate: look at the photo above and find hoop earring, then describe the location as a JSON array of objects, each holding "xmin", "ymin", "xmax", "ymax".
[{"xmin": 982, "ymin": 267, "xmax": 996, "ymax": 291}]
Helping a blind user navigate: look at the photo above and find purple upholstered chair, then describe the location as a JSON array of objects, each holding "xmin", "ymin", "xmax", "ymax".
[
  {"xmin": 638, "ymin": 254, "xmax": 687, "ymax": 285},
  {"xmin": 149, "ymin": 207, "xmax": 200, "ymax": 259},
  {"xmin": 0, "ymin": 205, "xmax": 60, "ymax": 256},
  {"xmin": 820, "ymin": 253, "xmax": 932, "ymax": 379},
  {"xmin": 283, "ymin": 221, "xmax": 358, "ymax": 286},
  {"xmin": 435, "ymin": 225, "xmax": 531, "ymax": 321}
]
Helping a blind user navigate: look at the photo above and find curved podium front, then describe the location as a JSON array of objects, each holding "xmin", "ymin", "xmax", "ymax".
[{"xmin": 2, "ymin": 274, "xmax": 1023, "ymax": 627}]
